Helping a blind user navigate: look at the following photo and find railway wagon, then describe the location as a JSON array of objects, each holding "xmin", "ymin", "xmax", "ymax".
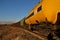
[{"xmin": 24, "ymin": 0, "xmax": 60, "ymax": 29}]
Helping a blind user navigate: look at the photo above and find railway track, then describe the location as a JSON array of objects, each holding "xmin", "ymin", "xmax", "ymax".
[
  {"xmin": 18, "ymin": 27, "xmax": 48, "ymax": 40},
  {"xmin": 0, "ymin": 26, "xmax": 47, "ymax": 40},
  {"xmin": 11, "ymin": 23, "xmax": 60, "ymax": 40}
]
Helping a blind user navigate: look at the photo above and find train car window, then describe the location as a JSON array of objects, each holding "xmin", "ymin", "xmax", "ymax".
[
  {"xmin": 37, "ymin": 6, "xmax": 42, "ymax": 12},
  {"xmin": 26, "ymin": 12, "xmax": 34, "ymax": 19}
]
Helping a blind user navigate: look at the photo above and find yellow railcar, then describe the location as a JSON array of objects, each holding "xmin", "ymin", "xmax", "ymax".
[{"xmin": 25, "ymin": 0, "xmax": 60, "ymax": 29}]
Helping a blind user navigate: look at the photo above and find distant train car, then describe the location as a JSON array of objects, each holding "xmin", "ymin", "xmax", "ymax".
[
  {"xmin": 20, "ymin": 18, "xmax": 26, "ymax": 26},
  {"xmin": 24, "ymin": 0, "xmax": 60, "ymax": 29}
]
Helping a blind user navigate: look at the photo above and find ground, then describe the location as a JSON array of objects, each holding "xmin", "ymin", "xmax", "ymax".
[
  {"xmin": 0, "ymin": 24, "xmax": 60, "ymax": 40},
  {"xmin": 0, "ymin": 25, "xmax": 42, "ymax": 40}
]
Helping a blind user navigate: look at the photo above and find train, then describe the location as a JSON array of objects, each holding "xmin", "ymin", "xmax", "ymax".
[
  {"xmin": 20, "ymin": 0, "xmax": 60, "ymax": 29},
  {"xmin": 19, "ymin": 0, "xmax": 60, "ymax": 38}
]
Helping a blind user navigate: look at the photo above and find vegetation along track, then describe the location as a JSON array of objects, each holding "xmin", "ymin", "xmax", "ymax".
[{"xmin": 17, "ymin": 26, "xmax": 48, "ymax": 40}]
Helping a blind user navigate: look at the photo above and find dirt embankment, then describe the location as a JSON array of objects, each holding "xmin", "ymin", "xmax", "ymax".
[{"xmin": 0, "ymin": 25, "xmax": 42, "ymax": 40}]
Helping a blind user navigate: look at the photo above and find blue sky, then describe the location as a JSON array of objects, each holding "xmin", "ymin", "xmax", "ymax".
[{"xmin": 0, "ymin": 0, "xmax": 40, "ymax": 22}]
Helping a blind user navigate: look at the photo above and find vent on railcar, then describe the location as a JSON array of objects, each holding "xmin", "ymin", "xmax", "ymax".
[{"xmin": 56, "ymin": 12, "xmax": 60, "ymax": 25}]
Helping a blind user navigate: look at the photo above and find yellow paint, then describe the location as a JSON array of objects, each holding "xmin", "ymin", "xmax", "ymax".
[{"xmin": 42, "ymin": 0, "xmax": 60, "ymax": 24}]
